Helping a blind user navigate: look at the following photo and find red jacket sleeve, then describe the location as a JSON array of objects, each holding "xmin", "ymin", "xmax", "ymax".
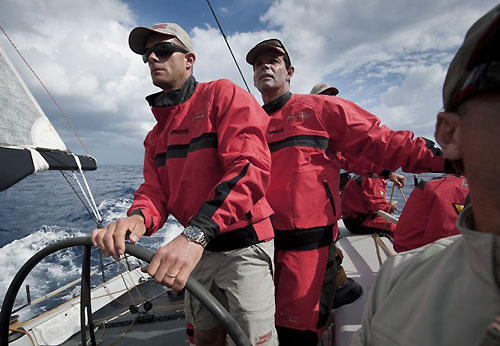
[
  {"xmin": 188, "ymin": 80, "xmax": 272, "ymax": 240},
  {"xmin": 127, "ymin": 132, "xmax": 168, "ymax": 235},
  {"xmin": 338, "ymin": 152, "xmax": 385, "ymax": 176},
  {"xmin": 361, "ymin": 178, "xmax": 392, "ymax": 212},
  {"xmin": 321, "ymin": 98, "xmax": 445, "ymax": 173}
]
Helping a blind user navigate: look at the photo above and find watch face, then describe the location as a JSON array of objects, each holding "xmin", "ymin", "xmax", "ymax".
[
  {"xmin": 186, "ymin": 228, "xmax": 196, "ymax": 239},
  {"xmin": 184, "ymin": 226, "xmax": 207, "ymax": 247},
  {"xmin": 185, "ymin": 226, "xmax": 201, "ymax": 241}
]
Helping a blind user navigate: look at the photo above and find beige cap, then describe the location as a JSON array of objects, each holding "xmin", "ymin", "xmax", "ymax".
[
  {"xmin": 310, "ymin": 82, "xmax": 339, "ymax": 96},
  {"xmin": 246, "ymin": 39, "xmax": 291, "ymax": 67},
  {"xmin": 129, "ymin": 23, "xmax": 193, "ymax": 54},
  {"xmin": 443, "ymin": 4, "xmax": 500, "ymax": 110}
]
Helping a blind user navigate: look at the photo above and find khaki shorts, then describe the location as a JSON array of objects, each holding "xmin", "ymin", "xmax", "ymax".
[{"xmin": 185, "ymin": 240, "xmax": 277, "ymax": 346}]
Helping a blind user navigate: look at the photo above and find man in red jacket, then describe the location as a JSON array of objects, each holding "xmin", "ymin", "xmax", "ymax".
[
  {"xmin": 341, "ymin": 175, "xmax": 397, "ymax": 235},
  {"xmin": 246, "ymin": 39, "xmax": 451, "ymax": 345},
  {"xmin": 393, "ymin": 174, "xmax": 469, "ymax": 252},
  {"xmin": 91, "ymin": 23, "xmax": 277, "ymax": 346}
]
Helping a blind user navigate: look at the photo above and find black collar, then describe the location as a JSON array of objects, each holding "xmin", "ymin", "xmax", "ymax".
[
  {"xmin": 262, "ymin": 92, "xmax": 292, "ymax": 114},
  {"xmin": 146, "ymin": 75, "xmax": 198, "ymax": 107}
]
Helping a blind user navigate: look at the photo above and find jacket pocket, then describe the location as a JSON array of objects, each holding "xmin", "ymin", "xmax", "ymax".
[{"xmin": 323, "ymin": 181, "xmax": 336, "ymax": 216}]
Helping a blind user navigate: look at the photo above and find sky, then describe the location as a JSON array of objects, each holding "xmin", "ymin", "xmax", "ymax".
[{"xmin": 0, "ymin": 0, "xmax": 497, "ymax": 165}]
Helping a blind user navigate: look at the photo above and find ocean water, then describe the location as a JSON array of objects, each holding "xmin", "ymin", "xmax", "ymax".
[
  {"xmin": 0, "ymin": 165, "xmax": 183, "ymax": 317},
  {"xmin": 0, "ymin": 165, "xmax": 441, "ymax": 317}
]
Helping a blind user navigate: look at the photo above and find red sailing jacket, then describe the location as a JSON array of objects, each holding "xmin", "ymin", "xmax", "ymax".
[
  {"xmin": 341, "ymin": 176, "xmax": 395, "ymax": 230},
  {"xmin": 338, "ymin": 152, "xmax": 384, "ymax": 177},
  {"xmin": 265, "ymin": 93, "xmax": 446, "ymax": 235},
  {"xmin": 393, "ymin": 175, "xmax": 469, "ymax": 252},
  {"xmin": 127, "ymin": 79, "xmax": 274, "ymax": 244}
]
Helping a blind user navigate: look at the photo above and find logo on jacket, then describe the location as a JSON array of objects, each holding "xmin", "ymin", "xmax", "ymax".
[
  {"xmin": 453, "ymin": 203, "xmax": 465, "ymax": 214},
  {"xmin": 171, "ymin": 128, "xmax": 189, "ymax": 135},
  {"xmin": 287, "ymin": 111, "xmax": 312, "ymax": 122},
  {"xmin": 192, "ymin": 102, "xmax": 209, "ymax": 122},
  {"xmin": 192, "ymin": 112, "xmax": 206, "ymax": 121}
]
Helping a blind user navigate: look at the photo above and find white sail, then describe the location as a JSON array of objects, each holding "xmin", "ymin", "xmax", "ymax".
[
  {"xmin": 0, "ymin": 45, "xmax": 66, "ymax": 150},
  {"xmin": 0, "ymin": 44, "xmax": 96, "ymax": 191}
]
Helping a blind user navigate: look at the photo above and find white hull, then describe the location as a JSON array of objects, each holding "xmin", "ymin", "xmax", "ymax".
[{"xmin": 9, "ymin": 268, "xmax": 150, "ymax": 346}]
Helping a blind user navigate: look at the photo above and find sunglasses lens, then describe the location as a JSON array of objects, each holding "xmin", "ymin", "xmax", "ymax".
[
  {"xmin": 155, "ymin": 44, "xmax": 175, "ymax": 57},
  {"xmin": 142, "ymin": 43, "xmax": 186, "ymax": 63},
  {"xmin": 142, "ymin": 47, "xmax": 153, "ymax": 63}
]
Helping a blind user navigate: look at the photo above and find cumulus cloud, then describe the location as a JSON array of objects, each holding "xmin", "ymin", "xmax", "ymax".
[
  {"xmin": 0, "ymin": 0, "xmax": 496, "ymax": 163},
  {"xmin": 0, "ymin": 0, "xmax": 158, "ymax": 163}
]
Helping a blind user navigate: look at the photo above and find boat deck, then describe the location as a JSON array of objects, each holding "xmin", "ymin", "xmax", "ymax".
[
  {"xmin": 332, "ymin": 221, "xmax": 393, "ymax": 345},
  {"xmin": 12, "ymin": 222, "xmax": 394, "ymax": 346},
  {"xmin": 63, "ymin": 280, "xmax": 189, "ymax": 346}
]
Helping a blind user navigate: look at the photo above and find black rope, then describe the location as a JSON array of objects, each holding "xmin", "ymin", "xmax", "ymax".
[{"xmin": 205, "ymin": 0, "xmax": 251, "ymax": 92}]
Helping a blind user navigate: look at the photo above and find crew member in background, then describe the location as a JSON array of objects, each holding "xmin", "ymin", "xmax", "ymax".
[
  {"xmin": 92, "ymin": 22, "xmax": 277, "ymax": 346},
  {"xmin": 393, "ymin": 174, "xmax": 469, "ymax": 252},
  {"xmin": 310, "ymin": 82, "xmax": 339, "ymax": 96},
  {"xmin": 246, "ymin": 37, "xmax": 451, "ymax": 345},
  {"xmin": 341, "ymin": 175, "xmax": 397, "ymax": 235},
  {"xmin": 353, "ymin": 5, "xmax": 500, "ymax": 344}
]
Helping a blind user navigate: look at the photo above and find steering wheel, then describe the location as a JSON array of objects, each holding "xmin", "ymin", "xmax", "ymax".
[{"xmin": 0, "ymin": 237, "xmax": 251, "ymax": 346}]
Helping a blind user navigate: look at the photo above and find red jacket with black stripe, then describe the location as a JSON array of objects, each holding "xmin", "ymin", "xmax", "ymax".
[
  {"xmin": 341, "ymin": 176, "xmax": 395, "ymax": 230},
  {"xmin": 127, "ymin": 78, "xmax": 274, "ymax": 245},
  {"xmin": 264, "ymin": 93, "xmax": 447, "ymax": 237},
  {"xmin": 393, "ymin": 175, "xmax": 469, "ymax": 252}
]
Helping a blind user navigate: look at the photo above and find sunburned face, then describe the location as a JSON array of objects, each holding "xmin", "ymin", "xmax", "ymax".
[
  {"xmin": 144, "ymin": 33, "xmax": 194, "ymax": 92},
  {"xmin": 252, "ymin": 52, "xmax": 293, "ymax": 100}
]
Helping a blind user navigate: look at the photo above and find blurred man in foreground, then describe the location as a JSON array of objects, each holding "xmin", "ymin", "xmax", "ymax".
[{"xmin": 353, "ymin": 4, "xmax": 500, "ymax": 345}]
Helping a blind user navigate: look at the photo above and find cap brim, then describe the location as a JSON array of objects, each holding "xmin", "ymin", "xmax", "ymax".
[
  {"xmin": 129, "ymin": 27, "xmax": 156, "ymax": 54},
  {"xmin": 246, "ymin": 44, "xmax": 286, "ymax": 65},
  {"xmin": 129, "ymin": 27, "xmax": 176, "ymax": 54},
  {"xmin": 321, "ymin": 86, "xmax": 339, "ymax": 95}
]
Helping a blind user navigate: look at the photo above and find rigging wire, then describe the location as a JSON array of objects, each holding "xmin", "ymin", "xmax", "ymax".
[
  {"xmin": 0, "ymin": 26, "xmax": 90, "ymax": 155},
  {"xmin": 205, "ymin": 0, "xmax": 251, "ymax": 92},
  {"xmin": 1, "ymin": 26, "xmax": 103, "ymax": 230},
  {"xmin": 60, "ymin": 171, "xmax": 102, "ymax": 228}
]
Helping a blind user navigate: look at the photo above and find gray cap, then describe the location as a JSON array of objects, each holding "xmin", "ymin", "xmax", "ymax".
[
  {"xmin": 129, "ymin": 23, "xmax": 193, "ymax": 54},
  {"xmin": 310, "ymin": 82, "xmax": 339, "ymax": 96},
  {"xmin": 443, "ymin": 4, "xmax": 500, "ymax": 110}
]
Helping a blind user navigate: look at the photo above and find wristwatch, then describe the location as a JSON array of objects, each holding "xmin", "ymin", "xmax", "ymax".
[{"xmin": 182, "ymin": 225, "xmax": 208, "ymax": 248}]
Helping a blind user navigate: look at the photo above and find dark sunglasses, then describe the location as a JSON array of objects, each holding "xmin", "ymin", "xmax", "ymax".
[
  {"xmin": 453, "ymin": 61, "xmax": 500, "ymax": 109},
  {"xmin": 142, "ymin": 42, "xmax": 188, "ymax": 63}
]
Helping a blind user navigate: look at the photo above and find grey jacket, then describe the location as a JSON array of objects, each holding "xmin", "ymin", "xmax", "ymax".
[{"xmin": 352, "ymin": 205, "xmax": 500, "ymax": 346}]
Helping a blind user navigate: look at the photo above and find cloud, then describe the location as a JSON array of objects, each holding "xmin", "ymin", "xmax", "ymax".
[
  {"xmin": 370, "ymin": 63, "xmax": 446, "ymax": 137},
  {"xmin": 0, "ymin": 0, "xmax": 157, "ymax": 163},
  {"xmin": 0, "ymin": 0, "xmax": 496, "ymax": 164}
]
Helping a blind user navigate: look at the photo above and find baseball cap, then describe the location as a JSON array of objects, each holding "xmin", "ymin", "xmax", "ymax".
[
  {"xmin": 246, "ymin": 39, "xmax": 291, "ymax": 67},
  {"xmin": 129, "ymin": 23, "xmax": 193, "ymax": 54},
  {"xmin": 443, "ymin": 4, "xmax": 500, "ymax": 110},
  {"xmin": 310, "ymin": 82, "xmax": 339, "ymax": 96}
]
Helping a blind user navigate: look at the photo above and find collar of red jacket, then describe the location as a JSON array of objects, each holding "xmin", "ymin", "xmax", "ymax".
[{"xmin": 146, "ymin": 75, "xmax": 198, "ymax": 107}]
